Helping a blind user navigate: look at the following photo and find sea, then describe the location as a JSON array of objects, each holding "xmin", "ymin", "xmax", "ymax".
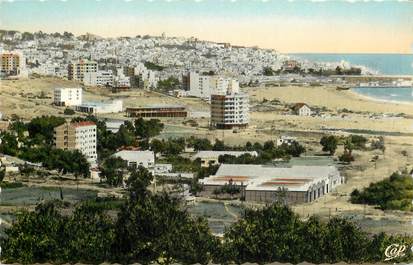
[{"xmin": 290, "ymin": 53, "xmax": 413, "ymax": 103}]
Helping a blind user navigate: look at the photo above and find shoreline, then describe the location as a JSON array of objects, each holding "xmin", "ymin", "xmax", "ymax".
[{"xmin": 348, "ymin": 89, "xmax": 413, "ymax": 107}]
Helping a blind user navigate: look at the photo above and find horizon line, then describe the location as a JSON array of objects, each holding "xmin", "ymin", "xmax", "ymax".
[{"xmin": 1, "ymin": 28, "xmax": 412, "ymax": 55}]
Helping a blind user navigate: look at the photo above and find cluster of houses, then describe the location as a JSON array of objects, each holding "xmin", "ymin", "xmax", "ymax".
[{"xmin": 0, "ymin": 30, "xmax": 364, "ymax": 87}]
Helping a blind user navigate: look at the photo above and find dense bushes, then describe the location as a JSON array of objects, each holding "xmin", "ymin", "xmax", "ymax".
[
  {"xmin": 4, "ymin": 194, "xmax": 413, "ymax": 264},
  {"xmin": 351, "ymin": 172, "xmax": 413, "ymax": 211}
]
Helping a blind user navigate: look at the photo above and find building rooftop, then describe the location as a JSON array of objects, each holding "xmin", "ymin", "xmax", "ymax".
[
  {"xmin": 127, "ymin": 104, "xmax": 185, "ymax": 110},
  {"xmin": 78, "ymin": 100, "xmax": 122, "ymax": 107},
  {"xmin": 293, "ymin": 103, "xmax": 310, "ymax": 110},
  {"xmin": 113, "ymin": 150, "xmax": 155, "ymax": 162},
  {"xmin": 71, "ymin": 121, "xmax": 96, "ymax": 128},
  {"xmin": 200, "ymin": 164, "xmax": 339, "ymax": 192}
]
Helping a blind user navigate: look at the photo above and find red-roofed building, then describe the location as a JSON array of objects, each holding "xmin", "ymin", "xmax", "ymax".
[{"xmin": 292, "ymin": 103, "xmax": 312, "ymax": 116}]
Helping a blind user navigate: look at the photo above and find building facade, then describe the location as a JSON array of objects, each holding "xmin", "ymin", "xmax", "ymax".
[
  {"xmin": 293, "ymin": 103, "xmax": 312, "ymax": 116},
  {"xmin": 126, "ymin": 105, "xmax": 187, "ymax": 118},
  {"xmin": 210, "ymin": 93, "xmax": 249, "ymax": 129},
  {"xmin": 53, "ymin": 87, "xmax": 82, "ymax": 106},
  {"xmin": 0, "ymin": 51, "xmax": 27, "ymax": 78},
  {"xmin": 75, "ymin": 100, "xmax": 123, "ymax": 114},
  {"xmin": 113, "ymin": 150, "xmax": 155, "ymax": 169},
  {"xmin": 68, "ymin": 59, "xmax": 98, "ymax": 82},
  {"xmin": 83, "ymin": 70, "xmax": 114, "ymax": 87},
  {"xmin": 183, "ymin": 72, "xmax": 239, "ymax": 99},
  {"xmin": 53, "ymin": 121, "xmax": 97, "ymax": 164},
  {"xmin": 199, "ymin": 164, "xmax": 343, "ymax": 204}
]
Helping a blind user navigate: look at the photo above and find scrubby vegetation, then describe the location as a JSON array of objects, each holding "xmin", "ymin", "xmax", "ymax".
[
  {"xmin": 3, "ymin": 167, "xmax": 413, "ymax": 264},
  {"xmin": 350, "ymin": 172, "xmax": 413, "ymax": 211}
]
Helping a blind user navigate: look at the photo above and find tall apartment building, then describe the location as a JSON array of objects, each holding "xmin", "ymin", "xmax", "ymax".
[
  {"xmin": 0, "ymin": 51, "xmax": 27, "ymax": 77},
  {"xmin": 53, "ymin": 121, "xmax": 97, "ymax": 164},
  {"xmin": 68, "ymin": 59, "xmax": 98, "ymax": 82},
  {"xmin": 210, "ymin": 93, "xmax": 249, "ymax": 129},
  {"xmin": 183, "ymin": 72, "xmax": 239, "ymax": 99},
  {"xmin": 53, "ymin": 87, "xmax": 82, "ymax": 106}
]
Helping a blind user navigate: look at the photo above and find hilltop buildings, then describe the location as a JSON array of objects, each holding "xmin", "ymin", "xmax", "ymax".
[
  {"xmin": 210, "ymin": 93, "xmax": 249, "ymax": 129},
  {"xmin": 53, "ymin": 87, "xmax": 82, "ymax": 106},
  {"xmin": 53, "ymin": 121, "xmax": 97, "ymax": 164},
  {"xmin": 199, "ymin": 164, "xmax": 343, "ymax": 204}
]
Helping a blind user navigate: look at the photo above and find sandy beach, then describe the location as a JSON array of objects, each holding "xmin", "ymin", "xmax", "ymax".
[{"xmin": 248, "ymin": 85, "xmax": 413, "ymax": 115}]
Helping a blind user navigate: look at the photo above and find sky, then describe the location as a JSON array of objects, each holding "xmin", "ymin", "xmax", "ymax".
[{"xmin": 0, "ymin": 0, "xmax": 412, "ymax": 53}]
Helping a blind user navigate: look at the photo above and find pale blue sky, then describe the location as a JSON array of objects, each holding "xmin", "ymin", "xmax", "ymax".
[{"xmin": 1, "ymin": 0, "xmax": 412, "ymax": 53}]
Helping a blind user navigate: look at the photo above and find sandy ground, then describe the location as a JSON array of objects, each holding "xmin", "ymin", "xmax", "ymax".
[
  {"xmin": 2, "ymin": 77, "xmax": 413, "ymax": 234},
  {"xmin": 0, "ymin": 76, "xmax": 208, "ymax": 120}
]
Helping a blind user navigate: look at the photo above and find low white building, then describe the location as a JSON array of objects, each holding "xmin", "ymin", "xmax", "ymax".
[
  {"xmin": 200, "ymin": 164, "xmax": 343, "ymax": 204},
  {"xmin": 293, "ymin": 103, "xmax": 312, "ymax": 116},
  {"xmin": 53, "ymin": 87, "xmax": 82, "ymax": 106},
  {"xmin": 83, "ymin": 70, "xmax": 114, "ymax": 87},
  {"xmin": 114, "ymin": 74, "xmax": 131, "ymax": 88},
  {"xmin": 276, "ymin": 136, "xmax": 298, "ymax": 146},
  {"xmin": 105, "ymin": 120, "xmax": 126, "ymax": 133},
  {"xmin": 113, "ymin": 150, "xmax": 155, "ymax": 169},
  {"xmin": 75, "ymin": 100, "xmax": 123, "ymax": 114}
]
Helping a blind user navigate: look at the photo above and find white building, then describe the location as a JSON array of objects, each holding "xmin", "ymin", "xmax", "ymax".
[
  {"xmin": 68, "ymin": 59, "xmax": 98, "ymax": 82},
  {"xmin": 184, "ymin": 72, "xmax": 239, "ymax": 99},
  {"xmin": 105, "ymin": 120, "xmax": 126, "ymax": 133},
  {"xmin": 210, "ymin": 93, "xmax": 249, "ymax": 129},
  {"xmin": 74, "ymin": 122, "xmax": 98, "ymax": 165},
  {"xmin": 276, "ymin": 136, "xmax": 298, "ymax": 147},
  {"xmin": 200, "ymin": 164, "xmax": 343, "ymax": 204},
  {"xmin": 53, "ymin": 87, "xmax": 82, "ymax": 106},
  {"xmin": 113, "ymin": 150, "xmax": 155, "ymax": 169},
  {"xmin": 114, "ymin": 74, "xmax": 131, "ymax": 88},
  {"xmin": 53, "ymin": 121, "xmax": 97, "ymax": 165},
  {"xmin": 75, "ymin": 99, "xmax": 123, "ymax": 114},
  {"xmin": 83, "ymin": 70, "xmax": 113, "ymax": 87},
  {"xmin": 293, "ymin": 103, "xmax": 312, "ymax": 116},
  {"xmin": 134, "ymin": 63, "xmax": 157, "ymax": 89}
]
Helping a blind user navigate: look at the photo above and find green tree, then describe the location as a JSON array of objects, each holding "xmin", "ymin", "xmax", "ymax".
[
  {"xmin": 0, "ymin": 166, "xmax": 5, "ymax": 182},
  {"xmin": 114, "ymin": 192, "xmax": 217, "ymax": 264},
  {"xmin": 63, "ymin": 108, "xmax": 75, "ymax": 115},
  {"xmin": 27, "ymin": 116, "xmax": 65, "ymax": 144},
  {"xmin": 0, "ymin": 132, "xmax": 19, "ymax": 156},
  {"xmin": 190, "ymin": 137, "xmax": 212, "ymax": 151},
  {"xmin": 320, "ymin": 135, "xmax": 338, "ymax": 155},
  {"xmin": 150, "ymin": 138, "xmax": 165, "ymax": 154},
  {"xmin": 66, "ymin": 203, "xmax": 116, "ymax": 263},
  {"xmin": 350, "ymin": 172, "xmax": 413, "ymax": 211},
  {"xmin": 134, "ymin": 118, "xmax": 164, "ymax": 139},
  {"xmin": 100, "ymin": 157, "xmax": 128, "ymax": 186},
  {"xmin": 212, "ymin": 139, "xmax": 226, "ymax": 151}
]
